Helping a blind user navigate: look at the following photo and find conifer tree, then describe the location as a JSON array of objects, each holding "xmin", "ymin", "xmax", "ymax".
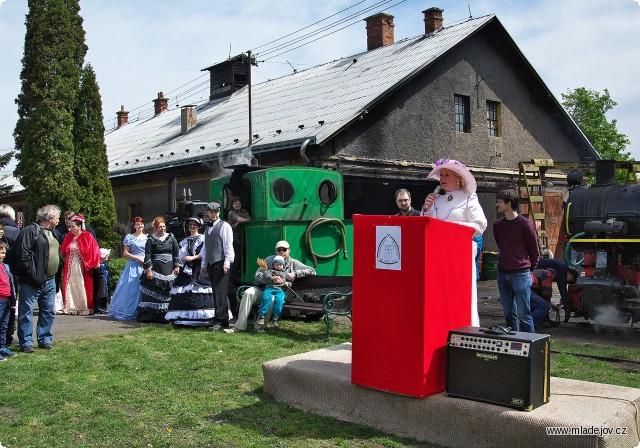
[
  {"xmin": 0, "ymin": 152, "xmax": 15, "ymax": 197},
  {"xmin": 73, "ymin": 64, "xmax": 119, "ymax": 247},
  {"xmin": 13, "ymin": 0, "xmax": 87, "ymax": 219}
]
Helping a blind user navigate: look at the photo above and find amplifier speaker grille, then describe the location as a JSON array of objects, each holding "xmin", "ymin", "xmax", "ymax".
[{"xmin": 445, "ymin": 328, "xmax": 550, "ymax": 411}]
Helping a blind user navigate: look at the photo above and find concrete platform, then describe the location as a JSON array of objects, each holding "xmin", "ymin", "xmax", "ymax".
[{"xmin": 263, "ymin": 343, "xmax": 640, "ymax": 448}]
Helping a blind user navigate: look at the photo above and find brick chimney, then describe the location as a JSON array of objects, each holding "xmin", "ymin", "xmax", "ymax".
[
  {"xmin": 423, "ymin": 7, "xmax": 444, "ymax": 34},
  {"xmin": 153, "ymin": 91, "xmax": 169, "ymax": 115},
  {"xmin": 116, "ymin": 105, "xmax": 128, "ymax": 128},
  {"xmin": 364, "ymin": 13, "xmax": 394, "ymax": 51}
]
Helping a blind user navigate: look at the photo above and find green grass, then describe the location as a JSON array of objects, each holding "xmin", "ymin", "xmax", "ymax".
[
  {"xmin": 550, "ymin": 340, "xmax": 640, "ymax": 387},
  {"xmin": 0, "ymin": 321, "xmax": 638, "ymax": 448}
]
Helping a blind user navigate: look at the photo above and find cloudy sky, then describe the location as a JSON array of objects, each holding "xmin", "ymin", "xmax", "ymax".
[{"xmin": 1, "ymin": 0, "xmax": 639, "ymax": 177}]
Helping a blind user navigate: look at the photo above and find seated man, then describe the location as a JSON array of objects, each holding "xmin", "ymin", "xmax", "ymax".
[
  {"xmin": 224, "ymin": 240, "xmax": 316, "ymax": 333},
  {"xmin": 536, "ymin": 258, "xmax": 579, "ymax": 323}
]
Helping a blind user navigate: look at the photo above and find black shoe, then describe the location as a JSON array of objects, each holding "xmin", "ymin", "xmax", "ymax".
[
  {"xmin": 21, "ymin": 345, "xmax": 35, "ymax": 353},
  {"xmin": 542, "ymin": 318, "xmax": 560, "ymax": 328},
  {"xmin": 38, "ymin": 343, "xmax": 53, "ymax": 350}
]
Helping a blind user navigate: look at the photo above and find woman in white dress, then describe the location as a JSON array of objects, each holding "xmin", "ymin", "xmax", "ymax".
[
  {"xmin": 422, "ymin": 159, "xmax": 487, "ymax": 326},
  {"xmin": 108, "ymin": 217, "xmax": 147, "ymax": 320}
]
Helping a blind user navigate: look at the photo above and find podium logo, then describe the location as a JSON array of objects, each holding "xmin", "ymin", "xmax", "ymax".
[{"xmin": 377, "ymin": 234, "xmax": 400, "ymax": 265}]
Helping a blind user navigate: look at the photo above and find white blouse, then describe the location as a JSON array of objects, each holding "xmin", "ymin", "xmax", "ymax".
[{"xmin": 424, "ymin": 190, "xmax": 487, "ymax": 237}]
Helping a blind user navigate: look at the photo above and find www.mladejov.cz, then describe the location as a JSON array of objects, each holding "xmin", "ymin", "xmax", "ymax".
[{"xmin": 546, "ymin": 426, "xmax": 628, "ymax": 436}]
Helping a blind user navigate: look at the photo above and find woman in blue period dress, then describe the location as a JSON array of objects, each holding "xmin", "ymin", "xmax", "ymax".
[
  {"xmin": 108, "ymin": 217, "xmax": 147, "ymax": 320},
  {"xmin": 137, "ymin": 217, "xmax": 180, "ymax": 323},
  {"xmin": 165, "ymin": 218, "xmax": 217, "ymax": 327},
  {"xmin": 422, "ymin": 159, "xmax": 487, "ymax": 326}
]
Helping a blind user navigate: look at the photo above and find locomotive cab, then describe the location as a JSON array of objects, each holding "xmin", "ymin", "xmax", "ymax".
[{"xmin": 209, "ymin": 165, "xmax": 353, "ymax": 319}]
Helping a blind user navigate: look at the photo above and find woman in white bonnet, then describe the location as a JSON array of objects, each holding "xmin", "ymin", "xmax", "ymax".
[{"xmin": 422, "ymin": 159, "xmax": 487, "ymax": 326}]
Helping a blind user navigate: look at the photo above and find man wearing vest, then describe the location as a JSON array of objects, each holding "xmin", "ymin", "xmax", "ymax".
[{"xmin": 200, "ymin": 201, "xmax": 234, "ymax": 331}]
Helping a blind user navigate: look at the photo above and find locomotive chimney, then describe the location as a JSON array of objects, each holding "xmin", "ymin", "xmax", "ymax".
[{"xmin": 594, "ymin": 160, "xmax": 616, "ymax": 186}]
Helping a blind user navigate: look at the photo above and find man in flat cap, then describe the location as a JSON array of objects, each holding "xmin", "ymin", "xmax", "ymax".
[{"xmin": 199, "ymin": 200, "xmax": 234, "ymax": 330}]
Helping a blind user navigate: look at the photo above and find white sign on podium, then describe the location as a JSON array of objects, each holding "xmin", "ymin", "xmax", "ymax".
[{"xmin": 375, "ymin": 225, "xmax": 401, "ymax": 270}]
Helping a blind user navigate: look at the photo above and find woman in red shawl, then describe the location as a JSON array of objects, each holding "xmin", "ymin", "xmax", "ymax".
[{"xmin": 60, "ymin": 214, "xmax": 101, "ymax": 315}]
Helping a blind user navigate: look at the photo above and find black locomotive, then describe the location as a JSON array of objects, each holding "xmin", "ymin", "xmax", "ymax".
[
  {"xmin": 563, "ymin": 160, "xmax": 640, "ymax": 325},
  {"xmin": 165, "ymin": 190, "xmax": 208, "ymax": 241}
]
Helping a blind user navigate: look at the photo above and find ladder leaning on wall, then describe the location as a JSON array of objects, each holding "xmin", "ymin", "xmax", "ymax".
[{"xmin": 518, "ymin": 159, "xmax": 553, "ymax": 252}]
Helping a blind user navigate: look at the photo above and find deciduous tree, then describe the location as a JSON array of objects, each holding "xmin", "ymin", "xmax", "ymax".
[{"xmin": 562, "ymin": 87, "xmax": 631, "ymax": 161}]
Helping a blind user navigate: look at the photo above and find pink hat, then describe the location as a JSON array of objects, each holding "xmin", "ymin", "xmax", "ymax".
[{"xmin": 427, "ymin": 159, "xmax": 477, "ymax": 195}]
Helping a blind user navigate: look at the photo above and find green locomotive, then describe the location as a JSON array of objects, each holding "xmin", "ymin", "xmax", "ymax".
[{"xmin": 210, "ymin": 165, "xmax": 353, "ymax": 319}]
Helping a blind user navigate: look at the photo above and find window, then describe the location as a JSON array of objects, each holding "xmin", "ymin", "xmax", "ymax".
[
  {"xmin": 486, "ymin": 100, "xmax": 501, "ymax": 137},
  {"xmin": 318, "ymin": 180, "xmax": 338, "ymax": 206},
  {"xmin": 127, "ymin": 203, "xmax": 142, "ymax": 223},
  {"xmin": 454, "ymin": 95, "xmax": 470, "ymax": 133},
  {"xmin": 271, "ymin": 178, "xmax": 294, "ymax": 206}
]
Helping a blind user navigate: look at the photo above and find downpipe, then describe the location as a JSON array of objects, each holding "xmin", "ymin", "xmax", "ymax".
[{"xmin": 300, "ymin": 138, "xmax": 312, "ymax": 166}]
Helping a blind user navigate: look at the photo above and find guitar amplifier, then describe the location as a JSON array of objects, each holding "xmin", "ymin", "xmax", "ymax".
[{"xmin": 445, "ymin": 326, "xmax": 550, "ymax": 411}]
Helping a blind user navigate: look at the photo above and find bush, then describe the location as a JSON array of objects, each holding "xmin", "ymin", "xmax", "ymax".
[{"xmin": 108, "ymin": 257, "xmax": 128, "ymax": 292}]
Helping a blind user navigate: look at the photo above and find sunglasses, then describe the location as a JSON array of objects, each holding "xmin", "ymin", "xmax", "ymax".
[{"xmin": 276, "ymin": 247, "xmax": 288, "ymax": 252}]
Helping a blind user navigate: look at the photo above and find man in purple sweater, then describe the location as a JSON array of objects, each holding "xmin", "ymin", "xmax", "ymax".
[{"xmin": 493, "ymin": 189, "xmax": 540, "ymax": 333}]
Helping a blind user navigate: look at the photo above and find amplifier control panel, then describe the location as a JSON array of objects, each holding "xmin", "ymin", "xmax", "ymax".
[{"xmin": 449, "ymin": 334, "xmax": 531, "ymax": 357}]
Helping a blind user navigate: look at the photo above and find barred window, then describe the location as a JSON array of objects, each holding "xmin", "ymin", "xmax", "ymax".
[
  {"xmin": 486, "ymin": 100, "xmax": 500, "ymax": 137},
  {"xmin": 455, "ymin": 95, "xmax": 470, "ymax": 133}
]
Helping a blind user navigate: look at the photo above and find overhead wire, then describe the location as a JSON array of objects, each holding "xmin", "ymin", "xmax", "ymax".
[
  {"xmin": 103, "ymin": 0, "xmax": 408, "ymax": 130},
  {"xmin": 251, "ymin": 0, "xmax": 369, "ymax": 51},
  {"xmin": 255, "ymin": 0, "xmax": 399, "ymax": 58}
]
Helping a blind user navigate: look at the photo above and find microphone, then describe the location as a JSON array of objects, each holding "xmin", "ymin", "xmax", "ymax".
[{"xmin": 422, "ymin": 186, "xmax": 441, "ymax": 214}]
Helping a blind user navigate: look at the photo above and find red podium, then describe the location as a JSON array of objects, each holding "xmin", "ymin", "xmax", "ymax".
[{"xmin": 351, "ymin": 214, "xmax": 474, "ymax": 398}]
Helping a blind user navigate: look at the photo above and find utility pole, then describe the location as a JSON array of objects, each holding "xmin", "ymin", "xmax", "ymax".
[{"xmin": 246, "ymin": 50, "xmax": 257, "ymax": 147}]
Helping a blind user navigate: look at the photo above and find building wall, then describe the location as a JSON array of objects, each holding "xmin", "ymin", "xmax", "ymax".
[
  {"xmin": 320, "ymin": 27, "xmax": 591, "ymax": 254},
  {"xmin": 331, "ymin": 29, "xmax": 589, "ymax": 168},
  {"xmin": 112, "ymin": 175, "xmax": 211, "ymax": 236}
]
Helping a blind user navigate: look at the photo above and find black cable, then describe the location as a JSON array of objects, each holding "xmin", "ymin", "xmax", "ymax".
[
  {"xmin": 257, "ymin": 0, "xmax": 398, "ymax": 58},
  {"xmin": 261, "ymin": 0, "xmax": 408, "ymax": 61},
  {"xmin": 251, "ymin": 0, "xmax": 368, "ymax": 51},
  {"xmin": 103, "ymin": 0, "xmax": 408, "ymax": 129}
]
